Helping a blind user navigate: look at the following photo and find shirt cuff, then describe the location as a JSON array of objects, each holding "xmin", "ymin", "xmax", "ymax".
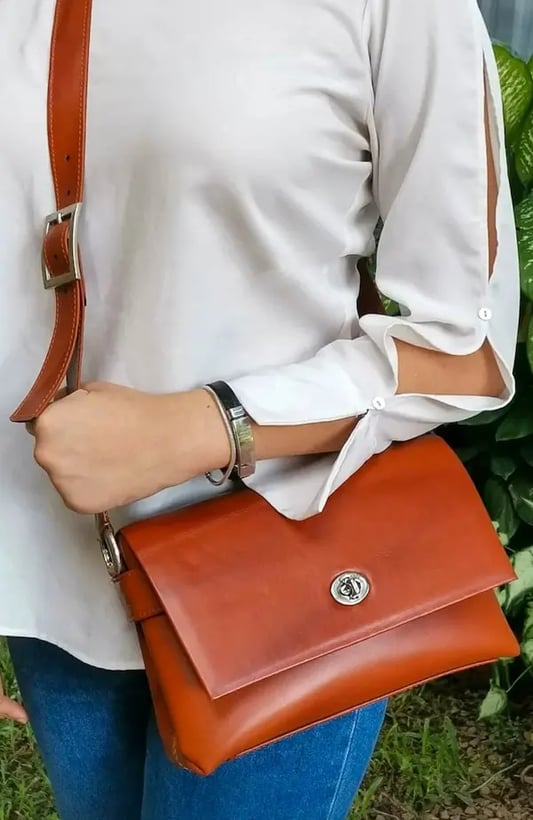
[
  {"xmin": 227, "ymin": 332, "xmax": 514, "ymax": 521},
  {"xmin": 227, "ymin": 334, "xmax": 398, "ymax": 425}
]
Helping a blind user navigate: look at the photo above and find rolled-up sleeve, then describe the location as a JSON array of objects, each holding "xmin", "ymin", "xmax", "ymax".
[{"xmin": 228, "ymin": 0, "xmax": 520, "ymax": 520}]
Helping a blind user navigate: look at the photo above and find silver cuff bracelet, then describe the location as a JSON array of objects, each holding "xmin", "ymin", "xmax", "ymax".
[{"xmin": 203, "ymin": 381, "xmax": 256, "ymax": 484}]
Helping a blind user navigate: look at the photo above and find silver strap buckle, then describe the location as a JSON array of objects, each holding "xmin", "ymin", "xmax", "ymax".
[
  {"xmin": 42, "ymin": 202, "xmax": 83, "ymax": 289},
  {"xmin": 97, "ymin": 519, "xmax": 125, "ymax": 580}
]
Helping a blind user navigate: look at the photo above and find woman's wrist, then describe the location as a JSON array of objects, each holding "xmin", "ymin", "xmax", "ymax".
[{"xmin": 158, "ymin": 389, "xmax": 233, "ymax": 486}]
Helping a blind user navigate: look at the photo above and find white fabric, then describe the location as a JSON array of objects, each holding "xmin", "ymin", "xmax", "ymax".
[{"xmin": 0, "ymin": 0, "xmax": 520, "ymax": 670}]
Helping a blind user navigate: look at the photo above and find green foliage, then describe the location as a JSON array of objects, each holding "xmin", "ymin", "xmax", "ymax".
[
  {"xmin": 493, "ymin": 46, "xmax": 533, "ymax": 140},
  {"xmin": 478, "ymin": 682, "xmax": 508, "ymax": 720},
  {"xmin": 352, "ymin": 686, "xmax": 533, "ymax": 817},
  {"xmin": 0, "ymin": 641, "xmax": 57, "ymax": 819},
  {"xmin": 447, "ymin": 44, "xmax": 533, "ymax": 714}
]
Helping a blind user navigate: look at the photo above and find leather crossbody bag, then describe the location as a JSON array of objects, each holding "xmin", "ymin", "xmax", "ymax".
[{"xmin": 12, "ymin": 0, "xmax": 520, "ymax": 775}]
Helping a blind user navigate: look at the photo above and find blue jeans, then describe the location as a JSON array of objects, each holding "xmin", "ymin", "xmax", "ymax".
[{"xmin": 8, "ymin": 638, "xmax": 386, "ymax": 820}]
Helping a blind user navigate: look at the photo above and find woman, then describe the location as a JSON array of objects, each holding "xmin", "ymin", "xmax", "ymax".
[{"xmin": 0, "ymin": 0, "xmax": 520, "ymax": 818}]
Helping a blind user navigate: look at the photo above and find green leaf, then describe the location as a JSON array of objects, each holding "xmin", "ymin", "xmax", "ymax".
[
  {"xmin": 496, "ymin": 583, "xmax": 507, "ymax": 605},
  {"xmin": 520, "ymin": 439, "xmax": 533, "ymax": 467},
  {"xmin": 502, "ymin": 547, "xmax": 533, "ymax": 614},
  {"xmin": 515, "ymin": 193, "xmax": 533, "ymax": 232},
  {"xmin": 483, "ymin": 477, "xmax": 520, "ymax": 543},
  {"xmin": 522, "ymin": 600, "xmax": 533, "ymax": 640},
  {"xmin": 455, "ymin": 443, "xmax": 488, "ymax": 463},
  {"xmin": 518, "ymin": 301, "xmax": 532, "ymax": 344},
  {"xmin": 509, "ymin": 474, "xmax": 533, "ymax": 525},
  {"xmin": 528, "ymin": 313, "xmax": 533, "ymax": 375},
  {"xmin": 521, "ymin": 601, "xmax": 533, "ymax": 667},
  {"xmin": 491, "ymin": 453, "xmax": 517, "ymax": 480},
  {"xmin": 518, "ymin": 230, "xmax": 533, "ymax": 300},
  {"xmin": 515, "ymin": 107, "xmax": 533, "ymax": 185},
  {"xmin": 522, "ymin": 637, "xmax": 533, "ymax": 667},
  {"xmin": 494, "ymin": 46, "xmax": 533, "ymax": 138},
  {"xmin": 529, "ymin": 55, "xmax": 533, "ymax": 82},
  {"xmin": 381, "ymin": 296, "xmax": 400, "ymax": 316},
  {"xmin": 478, "ymin": 682, "xmax": 508, "ymax": 719},
  {"xmin": 458, "ymin": 406, "xmax": 509, "ymax": 427},
  {"xmin": 496, "ymin": 397, "xmax": 533, "ymax": 441},
  {"xmin": 493, "ymin": 521, "xmax": 510, "ymax": 548}
]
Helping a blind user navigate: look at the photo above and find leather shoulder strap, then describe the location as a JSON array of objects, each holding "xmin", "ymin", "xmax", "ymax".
[
  {"xmin": 10, "ymin": 0, "xmax": 381, "ymax": 424},
  {"xmin": 11, "ymin": 0, "xmax": 93, "ymax": 423}
]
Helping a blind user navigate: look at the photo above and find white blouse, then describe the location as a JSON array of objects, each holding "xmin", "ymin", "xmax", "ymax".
[{"xmin": 0, "ymin": 0, "xmax": 520, "ymax": 670}]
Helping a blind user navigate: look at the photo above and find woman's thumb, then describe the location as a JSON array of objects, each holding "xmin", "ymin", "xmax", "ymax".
[{"xmin": 0, "ymin": 680, "xmax": 28, "ymax": 724}]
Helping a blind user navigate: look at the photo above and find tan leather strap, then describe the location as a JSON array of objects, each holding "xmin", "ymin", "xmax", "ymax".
[
  {"xmin": 10, "ymin": 0, "xmax": 382, "ymax": 428},
  {"xmin": 10, "ymin": 0, "xmax": 93, "ymax": 423},
  {"xmin": 9, "ymin": 0, "xmax": 383, "ymax": 577}
]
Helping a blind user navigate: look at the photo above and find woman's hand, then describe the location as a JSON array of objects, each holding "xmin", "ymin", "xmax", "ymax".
[
  {"xmin": 0, "ymin": 676, "xmax": 28, "ymax": 724},
  {"xmin": 31, "ymin": 383, "xmax": 231, "ymax": 514}
]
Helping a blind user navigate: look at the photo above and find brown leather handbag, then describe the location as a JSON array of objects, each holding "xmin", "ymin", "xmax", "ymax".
[{"xmin": 12, "ymin": 0, "xmax": 520, "ymax": 776}]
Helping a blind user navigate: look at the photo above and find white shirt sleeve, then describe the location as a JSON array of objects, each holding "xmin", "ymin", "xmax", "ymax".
[{"xmin": 227, "ymin": 0, "xmax": 520, "ymax": 520}]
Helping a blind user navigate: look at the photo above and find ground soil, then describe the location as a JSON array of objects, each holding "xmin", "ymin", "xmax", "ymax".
[{"xmin": 369, "ymin": 685, "xmax": 533, "ymax": 820}]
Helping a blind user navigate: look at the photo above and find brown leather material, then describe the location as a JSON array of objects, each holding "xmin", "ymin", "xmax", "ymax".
[
  {"xmin": 119, "ymin": 570, "xmax": 163, "ymax": 622},
  {"xmin": 137, "ymin": 589, "xmax": 514, "ymax": 775},
  {"xmin": 14, "ymin": 0, "xmax": 521, "ymax": 777},
  {"xmin": 116, "ymin": 436, "xmax": 519, "ymax": 773},
  {"xmin": 11, "ymin": 277, "xmax": 85, "ymax": 421},
  {"xmin": 10, "ymin": 0, "xmax": 92, "ymax": 422},
  {"xmin": 118, "ymin": 437, "xmax": 516, "ymax": 700}
]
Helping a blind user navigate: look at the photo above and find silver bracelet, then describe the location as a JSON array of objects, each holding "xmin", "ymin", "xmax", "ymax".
[
  {"xmin": 203, "ymin": 387, "xmax": 238, "ymax": 486},
  {"xmin": 203, "ymin": 381, "xmax": 256, "ymax": 484}
]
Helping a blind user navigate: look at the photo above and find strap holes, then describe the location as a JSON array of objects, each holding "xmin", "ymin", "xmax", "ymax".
[
  {"xmin": 65, "ymin": 154, "xmax": 71, "ymax": 161},
  {"xmin": 66, "ymin": 189, "xmax": 71, "ymax": 197}
]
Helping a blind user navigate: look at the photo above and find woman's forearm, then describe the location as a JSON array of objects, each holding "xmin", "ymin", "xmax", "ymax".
[
  {"xmin": 195, "ymin": 338, "xmax": 506, "ymax": 471},
  {"xmin": 29, "ymin": 337, "xmax": 505, "ymax": 516}
]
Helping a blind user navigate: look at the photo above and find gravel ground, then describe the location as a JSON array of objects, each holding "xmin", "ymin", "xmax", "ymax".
[{"xmin": 367, "ymin": 685, "xmax": 533, "ymax": 820}]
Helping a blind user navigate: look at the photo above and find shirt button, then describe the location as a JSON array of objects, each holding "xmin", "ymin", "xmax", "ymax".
[
  {"xmin": 478, "ymin": 307, "xmax": 492, "ymax": 321},
  {"xmin": 372, "ymin": 396, "xmax": 386, "ymax": 411}
]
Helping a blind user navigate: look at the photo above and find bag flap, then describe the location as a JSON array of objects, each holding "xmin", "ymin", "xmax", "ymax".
[{"xmin": 119, "ymin": 436, "xmax": 516, "ymax": 699}]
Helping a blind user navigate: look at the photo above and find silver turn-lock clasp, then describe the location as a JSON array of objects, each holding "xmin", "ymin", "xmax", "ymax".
[{"xmin": 330, "ymin": 572, "xmax": 370, "ymax": 606}]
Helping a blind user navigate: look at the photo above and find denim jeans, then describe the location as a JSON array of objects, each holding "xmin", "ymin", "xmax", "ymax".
[{"xmin": 8, "ymin": 638, "xmax": 386, "ymax": 820}]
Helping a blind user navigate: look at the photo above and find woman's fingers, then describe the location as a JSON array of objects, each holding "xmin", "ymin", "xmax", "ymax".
[
  {"xmin": 25, "ymin": 387, "xmax": 70, "ymax": 437},
  {"xmin": 0, "ymin": 688, "xmax": 28, "ymax": 724}
]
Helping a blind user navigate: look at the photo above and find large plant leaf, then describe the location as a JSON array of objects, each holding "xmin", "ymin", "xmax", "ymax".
[
  {"xmin": 518, "ymin": 301, "xmax": 532, "ymax": 344},
  {"xmin": 479, "ymin": 682, "xmax": 508, "ymax": 720},
  {"xmin": 509, "ymin": 474, "xmax": 533, "ymax": 525},
  {"xmin": 521, "ymin": 601, "xmax": 533, "ymax": 668},
  {"xmin": 521, "ymin": 639, "xmax": 533, "ymax": 670},
  {"xmin": 515, "ymin": 107, "xmax": 533, "ymax": 185},
  {"xmin": 518, "ymin": 229, "xmax": 533, "ymax": 300},
  {"xmin": 496, "ymin": 396, "xmax": 533, "ymax": 440},
  {"xmin": 494, "ymin": 46, "xmax": 533, "ymax": 137},
  {"xmin": 458, "ymin": 406, "xmax": 509, "ymax": 427},
  {"xmin": 521, "ymin": 602, "xmax": 533, "ymax": 669},
  {"xmin": 515, "ymin": 193, "xmax": 533, "ymax": 232},
  {"xmin": 484, "ymin": 477, "xmax": 520, "ymax": 542},
  {"xmin": 521, "ymin": 439, "xmax": 533, "ymax": 467},
  {"xmin": 528, "ymin": 312, "xmax": 533, "ymax": 375},
  {"xmin": 455, "ymin": 442, "xmax": 488, "ymax": 463},
  {"xmin": 494, "ymin": 522, "xmax": 510, "ymax": 549},
  {"xmin": 382, "ymin": 296, "xmax": 400, "ymax": 316},
  {"xmin": 500, "ymin": 547, "xmax": 533, "ymax": 614},
  {"xmin": 490, "ymin": 453, "xmax": 517, "ymax": 480}
]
